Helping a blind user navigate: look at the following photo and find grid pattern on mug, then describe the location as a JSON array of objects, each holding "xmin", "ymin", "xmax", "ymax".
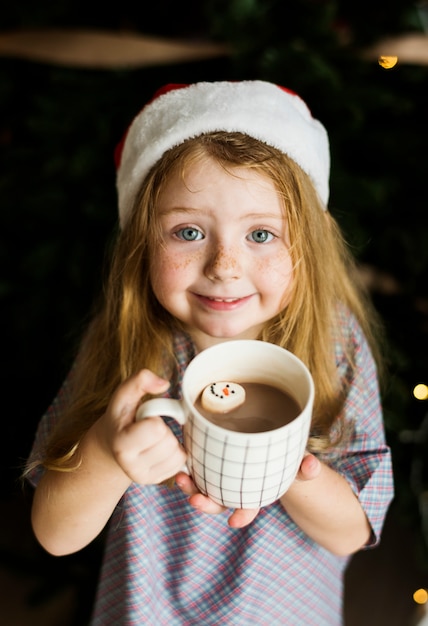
[{"xmin": 185, "ymin": 418, "xmax": 308, "ymax": 508}]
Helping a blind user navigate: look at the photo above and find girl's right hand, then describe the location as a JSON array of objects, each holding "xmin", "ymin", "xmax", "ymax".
[{"xmin": 95, "ymin": 369, "xmax": 187, "ymax": 486}]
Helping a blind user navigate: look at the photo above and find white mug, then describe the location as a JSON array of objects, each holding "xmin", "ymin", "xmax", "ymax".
[{"xmin": 137, "ymin": 340, "xmax": 314, "ymax": 509}]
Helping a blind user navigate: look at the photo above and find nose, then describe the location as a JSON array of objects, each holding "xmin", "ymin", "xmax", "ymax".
[{"xmin": 204, "ymin": 244, "xmax": 242, "ymax": 281}]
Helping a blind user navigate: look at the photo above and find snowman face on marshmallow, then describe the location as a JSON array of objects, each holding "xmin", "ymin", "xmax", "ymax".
[{"xmin": 201, "ymin": 381, "xmax": 246, "ymax": 413}]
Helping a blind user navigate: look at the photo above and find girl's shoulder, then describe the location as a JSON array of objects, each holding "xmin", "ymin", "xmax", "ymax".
[
  {"xmin": 25, "ymin": 367, "xmax": 75, "ymax": 486},
  {"xmin": 333, "ymin": 303, "xmax": 371, "ymax": 357},
  {"xmin": 332, "ymin": 303, "xmax": 380, "ymax": 391}
]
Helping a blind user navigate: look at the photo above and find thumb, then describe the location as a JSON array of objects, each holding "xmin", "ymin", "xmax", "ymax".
[
  {"xmin": 109, "ymin": 369, "xmax": 170, "ymax": 428},
  {"xmin": 297, "ymin": 453, "xmax": 322, "ymax": 481}
]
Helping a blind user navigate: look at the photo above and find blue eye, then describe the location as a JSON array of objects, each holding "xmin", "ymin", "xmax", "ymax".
[
  {"xmin": 176, "ymin": 227, "xmax": 204, "ymax": 241},
  {"xmin": 248, "ymin": 229, "xmax": 274, "ymax": 243}
]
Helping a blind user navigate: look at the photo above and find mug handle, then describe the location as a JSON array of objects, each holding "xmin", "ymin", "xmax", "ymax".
[
  {"xmin": 136, "ymin": 398, "xmax": 186, "ymax": 424},
  {"xmin": 136, "ymin": 398, "xmax": 189, "ymax": 474}
]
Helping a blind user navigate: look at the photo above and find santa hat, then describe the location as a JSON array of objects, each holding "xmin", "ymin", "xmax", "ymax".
[{"xmin": 115, "ymin": 81, "xmax": 330, "ymax": 227}]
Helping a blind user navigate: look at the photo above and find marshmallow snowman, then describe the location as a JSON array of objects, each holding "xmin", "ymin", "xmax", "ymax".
[{"xmin": 201, "ymin": 381, "xmax": 246, "ymax": 413}]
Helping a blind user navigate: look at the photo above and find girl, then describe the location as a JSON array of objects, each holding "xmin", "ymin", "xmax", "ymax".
[{"xmin": 26, "ymin": 81, "xmax": 394, "ymax": 625}]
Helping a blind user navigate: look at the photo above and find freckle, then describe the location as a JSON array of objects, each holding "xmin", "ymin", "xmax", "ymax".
[
  {"xmin": 213, "ymin": 247, "xmax": 237, "ymax": 269},
  {"xmin": 169, "ymin": 251, "xmax": 203, "ymax": 270}
]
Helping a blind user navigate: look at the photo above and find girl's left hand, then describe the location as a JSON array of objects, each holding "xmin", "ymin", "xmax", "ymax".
[{"xmin": 175, "ymin": 472, "xmax": 260, "ymax": 528}]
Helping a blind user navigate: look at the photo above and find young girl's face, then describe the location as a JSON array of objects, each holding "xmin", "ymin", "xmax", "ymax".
[{"xmin": 150, "ymin": 155, "xmax": 294, "ymax": 351}]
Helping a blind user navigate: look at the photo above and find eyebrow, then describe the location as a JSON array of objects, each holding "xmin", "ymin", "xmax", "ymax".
[
  {"xmin": 158, "ymin": 206, "xmax": 285, "ymax": 220},
  {"xmin": 157, "ymin": 207, "xmax": 200, "ymax": 216}
]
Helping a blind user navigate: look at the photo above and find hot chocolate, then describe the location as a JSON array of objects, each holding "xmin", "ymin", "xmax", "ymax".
[{"xmin": 195, "ymin": 382, "xmax": 301, "ymax": 433}]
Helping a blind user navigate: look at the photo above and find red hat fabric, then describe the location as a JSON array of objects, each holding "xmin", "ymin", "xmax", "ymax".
[{"xmin": 116, "ymin": 81, "xmax": 330, "ymax": 227}]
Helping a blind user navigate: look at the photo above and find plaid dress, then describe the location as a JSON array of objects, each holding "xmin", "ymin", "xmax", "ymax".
[{"xmin": 27, "ymin": 310, "xmax": 394, "ymax": 625}]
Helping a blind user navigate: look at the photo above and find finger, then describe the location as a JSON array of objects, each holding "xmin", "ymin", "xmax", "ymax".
[
  {"xmin": 116, "ymin": 417, "xmax": 181, "ymax": 463},
  {"xmin": 227, "ymin": 508, "xmax": 260, "ymax": 528},
  {"xmin": 297, "ymin": 453, "xmax": 321, "ymax": 481},
  {"xmin": 142, "ymin": 448, "xmax": 187, "ymax": 485},
  {"xmin": 175, "ymin": 474, "xmax": 227, "ymax": 513},
  {"xmin": 110, "ymin": 369, "xmax": 170, "ymax": 427},
  {"xmin": 120, "ymin": 416, "xmax": 169, "ymax": 450},
  {"xmin": 114, "ymin": 420, "xmax": 187, "ymax": 484},
  {"xmin": 188, "ymin": 493, "xmax": 226, "ymax": 515},
  {"xmin": 177, "ymin": 476, "xmax": 259, "ymax": 523},
  {"xmin": 175, "ymin": 472, "xmax": 198, "ymax": 496}
]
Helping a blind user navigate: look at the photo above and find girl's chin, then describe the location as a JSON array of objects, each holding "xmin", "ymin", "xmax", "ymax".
[{"xmin": 189, "ymin": 324, "xmax": 262, "ymax": 347}]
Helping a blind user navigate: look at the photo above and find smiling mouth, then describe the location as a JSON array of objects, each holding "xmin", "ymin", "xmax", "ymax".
[
  {"xmin": 195, "ymin": 294, "xmax": 252, "ymax": 309},
  {"xmin": 206, "ymin": 297, "xmax": 241, "ymax": 302}
]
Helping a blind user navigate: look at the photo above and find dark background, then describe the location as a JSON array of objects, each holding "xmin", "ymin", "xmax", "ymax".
[{"xmin": 1, "ymin": 2, "xmax": 428, "ymax": 624}]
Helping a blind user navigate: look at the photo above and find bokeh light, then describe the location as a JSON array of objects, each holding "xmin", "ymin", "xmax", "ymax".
[
  {"xmin": 413, "ymin": 384, "xmax": 428, "ymax": 401},
  {"xmin": 378, "ymin": 55, "xmax": 398, "ymax": 69},
  {"xmin": 414, "ymin": 588, "xmax": 428, "ymax": 604}
]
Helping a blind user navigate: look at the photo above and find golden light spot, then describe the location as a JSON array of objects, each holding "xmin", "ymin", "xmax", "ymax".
[
  {"xmin": 413, "ymin": 384, "xmax": 428, "ymax": 401},
  {"xmin": 378, "ymin": 55, "xmax": 398, "ymax": 69},
  {"xmin": 413, "ymin": 588, "xmax": 428, "ymax": 604}
]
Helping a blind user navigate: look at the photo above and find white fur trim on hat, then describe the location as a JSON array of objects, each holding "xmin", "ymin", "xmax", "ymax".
[{"xmin": 116, "ymin": 81, "xmax": 330, "ymax": 226}]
